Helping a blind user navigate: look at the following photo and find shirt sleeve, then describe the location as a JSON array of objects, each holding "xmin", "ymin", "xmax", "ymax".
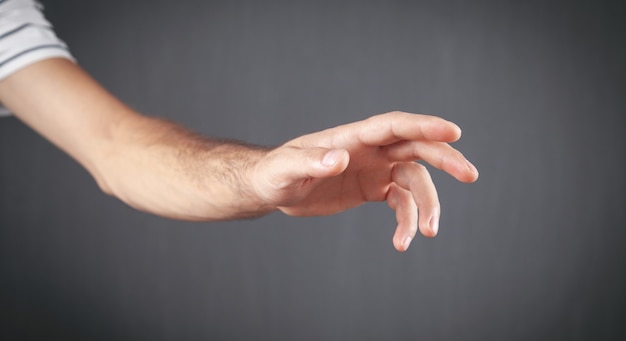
[{"xmin": 0, "ymin": 0, "xmax": 75, "ymax": 116}]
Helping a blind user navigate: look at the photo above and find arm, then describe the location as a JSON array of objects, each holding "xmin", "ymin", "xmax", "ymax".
[
  {"xmin": 0, "ymin": 58, "xmax": 272, "ymax": 220},
  {"xmin": 0, "ymin": 58, "xmax": 478, "ymax": 251}
]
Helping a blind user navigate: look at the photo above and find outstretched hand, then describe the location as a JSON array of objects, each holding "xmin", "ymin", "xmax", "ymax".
[
  {"xmin": 0, "ymin": 60, "xmax": 476, "ymax": 252},
  {"xmin": 251, "ymin": 111, "xmax": 479, "ymax": 252}
]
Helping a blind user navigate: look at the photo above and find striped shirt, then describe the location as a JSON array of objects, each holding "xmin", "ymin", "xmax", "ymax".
[{"xmin": 0, "ymin": 0, "xmax": 74, "ymax": 116}]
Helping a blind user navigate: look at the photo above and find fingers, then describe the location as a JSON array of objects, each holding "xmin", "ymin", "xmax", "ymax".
[
  {"xmin": 294, "ymin": 111, "xmax": 462, "ymax": 150},
  {"xmin": 382, "ymin": 140, "xmax": 479, "ymax": 183},
  {"xmin": 387, "ymin": 184, "xmax": 418, "ymax": 252},
  {"xmin": 359, "ymin": 111, "xmax": 462, "ymax": 145},
  {"xmin": 391, "ymin": 162, "xmax": 440, "ymax": 239},
  {"xmin": 322, "ymin": 111, "xmax": 462, "ymax": 149}
]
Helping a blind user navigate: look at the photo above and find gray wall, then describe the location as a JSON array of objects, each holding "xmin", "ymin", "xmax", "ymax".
[{"xmin": 1, "ymin": 0, "xmax": 625, "ymax": 339}]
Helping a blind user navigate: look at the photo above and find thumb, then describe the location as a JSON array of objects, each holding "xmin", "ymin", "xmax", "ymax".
[
  {"xmin": 278, "ymin": 147, "xmax": 349, "ymax": 184},
  {"xmin": 319, "ymin": 149, "xmax": 350, "ymax": 175},
  {"xmin": 257, "ymin": 146, "xmax": 349, "ymax": 194}
]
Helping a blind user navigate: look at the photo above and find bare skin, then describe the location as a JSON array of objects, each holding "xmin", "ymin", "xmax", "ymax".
[{"xmin": 0, "ymin": 58, "xmax": 478, "ymax": 252}]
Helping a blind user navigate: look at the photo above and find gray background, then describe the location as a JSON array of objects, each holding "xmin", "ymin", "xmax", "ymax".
[{"xmin": 1, "ymin": 0, "xmax": 625, "ymax": 339}]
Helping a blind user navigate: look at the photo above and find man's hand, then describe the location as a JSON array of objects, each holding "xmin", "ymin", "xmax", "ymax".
[
  {"xmin": 251, "ymin": 112, "xmax": 479, "ymax": 251},
  {"xmin": 0, "ymin": 59, "xmax": 478, "ymax": 252}
]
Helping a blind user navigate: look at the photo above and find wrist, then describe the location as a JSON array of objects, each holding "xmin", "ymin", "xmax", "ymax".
[{"xmin": 199, "ymin": 142, "xmax": 277, "ymax": 219}]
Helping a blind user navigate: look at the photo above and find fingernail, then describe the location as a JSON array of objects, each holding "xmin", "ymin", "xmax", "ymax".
[
  {"xmin": 430, "ymin": 215, "xmax": 439, "ymax": 235},
  {"xmin": 402, "ymin": 236, "xmax": 413, "ymax": 251},
  {"xmin": 322, "ymin": 149, "xmax": 343, "ymax": 167},
  {"xmin": 451, "ymin": 122, "xmax": 462, "ymax": 135},
  {"xmin": 466, "ymin": 159, "xmax": 478, "ymax": 174}
]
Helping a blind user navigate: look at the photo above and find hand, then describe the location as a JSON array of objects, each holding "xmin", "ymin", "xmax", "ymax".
[
  {"xmin": 251, "ymin": 111, "xmax": 479, "ymax": 252},
  {"xmin": 0, "ymin": 60, "xmax": 477, "ymax": 241}
]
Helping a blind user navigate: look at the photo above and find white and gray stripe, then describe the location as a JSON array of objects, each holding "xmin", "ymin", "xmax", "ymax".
[{"xmin": 0, "ymin": 0, "xmax": 74, "ymax": 116}]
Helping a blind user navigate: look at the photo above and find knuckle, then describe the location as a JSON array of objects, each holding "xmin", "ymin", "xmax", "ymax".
[
  {"xmin": 417, "ymin": 203, "xmax": 440, "ymax": 217},
  {"xmin": 413, "ymin": 162, "xmax": 429, "ymax": 174},
  {"xmin": 370, "ymin": 111, "xmax": 403, "ymax": 122},
  {"xmin": 386, "ymin": 110, "xmax": 404, "ymax": 118},
  {"xmin": 365, "ymin": 113, "xmax": 383, "ymax": 124},
  {"xmin": 426, "ymin": 203, "xmax": 441, "ymax": 213}
]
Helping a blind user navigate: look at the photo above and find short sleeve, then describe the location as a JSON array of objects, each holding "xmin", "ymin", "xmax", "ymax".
[{"xmin": 0, "ymin": 0, "xmax": 75, "ymax": 116}]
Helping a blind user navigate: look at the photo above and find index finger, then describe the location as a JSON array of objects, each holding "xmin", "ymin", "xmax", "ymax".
[
  {"xmin": 300, "ymin": 111, "xmax": 463, "ymax": 150},
  {"xmin": 360, "ymin": 111, "xmax": 462, "ymax": 146}
]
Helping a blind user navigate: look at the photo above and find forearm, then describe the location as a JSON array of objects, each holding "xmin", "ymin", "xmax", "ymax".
[
  {"xmin": 98, "ymin": 114, "xmax": 275, "ymax": 220},
  {"xmin": 0, "ymin": 58, "xmax": 275, "ymax": 220}
]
